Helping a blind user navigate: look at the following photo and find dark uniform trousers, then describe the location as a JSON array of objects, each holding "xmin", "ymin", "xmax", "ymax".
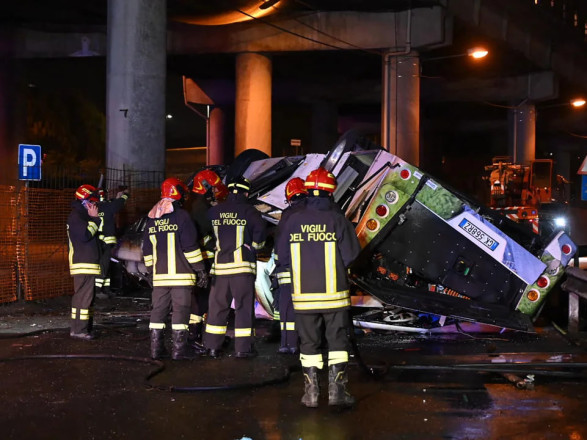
[
  {"xmin": 96, "ymin": 242, "xmax": 113, "ymax": 291},
  {"xmin": 151, "ymin": 286, "xmax": 192, "ymax": 329},
  {"xmin": 204, "ymin": 274, "xmax": 256, "ymax": 353},
  {"xmin": 71, "ymin": 275, "xmax": 96, "ymax": 334},
  {"xmin": 279, "ymin": 282, "xmax": 299, "ymax": 349},
  {"xmin": 190, "ymin": 284, "xmax": 210, "ymax": 325},
  {"xmin": 296, "ymin": 311, "xmax": 350, "ymax": 363}
]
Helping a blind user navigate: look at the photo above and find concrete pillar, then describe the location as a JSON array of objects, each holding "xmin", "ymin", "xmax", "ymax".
[
  {"xmin": 381, "ymin": 51, "xmax": 420, "ymax": 166},
  {"xmin": 0, "ymin": 27, "xmax": 17, "ymax": 185},
  {"xmin": 235, "ymin": 53, "xmax": 271, "ymax": 157},
  {"xmin": 208, "ymin": 107, "xmax": 225, "ymax": 165},
  {"xmin": 311, "ymin": 101, "xmax": 338, "ymax": 154},
  {"xmin": 106, "ymin": 0, "xmax": 167, "ymax": 185},
  {"xmin": 509, "ymin": 102, "xmax": 536, "ymax": 166}
]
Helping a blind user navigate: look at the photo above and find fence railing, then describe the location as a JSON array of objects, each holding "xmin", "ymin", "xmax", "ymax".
[{"xmin": 0, "ymin": 167, "xmax": 174, "ymax": 304}]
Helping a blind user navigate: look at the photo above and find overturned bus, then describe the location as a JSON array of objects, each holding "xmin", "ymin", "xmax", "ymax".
[{"xmin": 115, "ymin": 131, "xmax": 578, "ymax": 333}]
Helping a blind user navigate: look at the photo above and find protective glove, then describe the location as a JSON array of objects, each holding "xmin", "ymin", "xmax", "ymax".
[{"xmin": 196, "ymin": 269, "xmax": 209, "ymax": 289}]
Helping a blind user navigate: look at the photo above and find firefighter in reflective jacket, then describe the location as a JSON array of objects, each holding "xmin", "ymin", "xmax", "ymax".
[
  {"xmin": 95, "ymin": 187, "xmax": 129, "ymax": 295},
  {"xmin": 275, "ymin": 168, "xmax": 361, "ymax": 407},
  {"xmin": 186, "ymin": 169, "xmax": 227, "ymax": 346},
  {"xmin": 273, "ymin": 177, "xmax": 308, "ymax": 354},
  {"xmin": 142, "ymin": 178, "xmax": 209, "ymax": 360},
  {"xmin": 67, "ymin": 184, "xmax": 101, "ymax": 340},
  {"xmin": 203, "ymin": 176, "xmax": 267, "ymax": 358}
]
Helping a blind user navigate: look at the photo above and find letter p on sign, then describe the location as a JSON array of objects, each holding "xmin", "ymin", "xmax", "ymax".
[{"xmin": 18, "ymin": 144, "xmax": 42, "ymax": 181}]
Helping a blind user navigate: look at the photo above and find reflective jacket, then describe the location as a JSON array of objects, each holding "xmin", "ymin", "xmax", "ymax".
[
  {"xmin": 142, "ymin": 202, "xmax": 205, "ymax": 287},
  {"xmin": 208, "ymin": 193, "xmax": 267, "ymax": 276},
  {"xmin": 273, "ymin": 196, "xmax": 307, "ymax": 288},
  {"xmin": 97, "ymin": 193, "xmax": 128, "ymax": 245},
  {"xmin": 274, "ymin": 196, "xmax": 361, "ymax": 313},
  {"xmin": 66, "ymin": 200, "xmax": 101, "ymax": 275},
  {"xmin": 187, "ymin": 194, "xmax": 215, "ymax": 266}
]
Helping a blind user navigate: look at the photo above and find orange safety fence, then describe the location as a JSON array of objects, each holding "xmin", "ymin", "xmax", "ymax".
[
  {"xmin": 0, "ymin": 166, "xmax": 194, "ymax": 304},
  {"xmin": 0, "ymin": 186, "xmax": 18, "ymax": 303}
]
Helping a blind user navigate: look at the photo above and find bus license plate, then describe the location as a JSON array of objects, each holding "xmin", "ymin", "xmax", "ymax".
[{"xmin": 458, "ymin": 219, "xmax": 499, "ymax": 251}]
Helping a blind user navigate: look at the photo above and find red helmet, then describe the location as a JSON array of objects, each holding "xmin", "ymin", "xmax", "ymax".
[
  {"xmin": 304, "ymin": 168, "xmax": 337, "ymax": 193},
  {"xmin": 192, "ymin": 169, "xmax": 228, "ymax": 201},
  {"xmin": 161, "ymin": 177, "xmax": 188, "ymax": 201},
  {"xmin": 285, "ymin": 177, "xmax": 308, "ymax": 202},
  {"xmin": 75, "ymin": 184, "xmax": 98, "ymax": 202}
]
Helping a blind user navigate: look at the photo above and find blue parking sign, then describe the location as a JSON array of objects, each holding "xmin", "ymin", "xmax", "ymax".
[
  {"xmin": 582, "ymin": 175, "xmax": 587, "ymax": 201},
  {"xmin": 18, "ymin": 144, "xmax": 42, "ymax": 181}
]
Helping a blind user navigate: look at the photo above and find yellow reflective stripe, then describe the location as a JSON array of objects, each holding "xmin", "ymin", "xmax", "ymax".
[
  {"xmin": 70, "ymin": 263, "xmax": 101, "ymax": 275},
  {"xmin": 206, "ymin": 324, "xmax": 227, "ymax": 335},
  {"xmin": 172, "ymin": 323, "xmax": 189, "ymax": 331},
  {"xmin": 87, "ymin": 222, "xmax": 98, "ymax": 235},
  {"xmin": 291, "ymin": 243, "xmax": 301, "ymax": 295},
  {"xmin": 102, "ymin": 236, "xmax": 117, "ymax": 244},
  {"xmin": 95, "ymin": 278, "xmax": 104, "ymax": 287},
  {"xmin": 104, "ymin": 279, "xmax": 110, "ymax": 287},
  {"xmin": 153, "ymin": 280, "xmax": 195, "ymax": 286},
  {"xmin": 149, "ymin": 322, "xmax": 166, "ymax": 329},
  {"xmin": 293, "ymin": 298, "xmax": 351, "ymax": 311},
  {"xmin": 204, "ymin": 250, "xmax": 214, "ymax": 259},
  {"xmin": 328, "ymin": 350, "xmax": 349, "ymax": 365},
  {"xmin": 79, "ymin": 309, "xmax": 91, "ymax": 320},
  {"xmin": 277, "ymin": 272, "xmax": 291, "ymax": 285},
  {"xmin": 144, "ymin": 254, "xmax": 153, "ymax": 267},
  {"xmin": 274, "ymin": 311, "xmax": 280, "ymax": 320},
  {"xmin": 203, "ymin": 235, "xmax": 213, "ymax": 245},
  {"xmin": 325, "ymin": 242, "xmax": 335, "ymax": 294},
  {"xmin": 168, "ymin": 232, "xmax": 176, "ymax": 275},
  {"xmin": 300, "ymin": 353, "xmax": 323, "ymax": 369},
  {"xmin": 71, "ymin": 307, "xmax": 77, "ymax": 319},
  {"xmin": 292, "ymin": 291, "xmax": 349, "ymax": 302},
  {"xmin": 234, "ymin": 328, "xmax": 252, "ymax": 337},
  {"xmin": 189, "ymin": 314, "xmax": 204, "ymax": 324},
  {"xmin": 185, "ymin": 248, "xmax": 204, "ymax": 264},
  {"xmin": 67, "ymin": 235, "xmax": 74, "ymax": 266},
  {"xmin": 236, "ymin": 225, "xmax": 244, "ymax": 249},
  {"xmin": 153, "ymin": 273, "xmax": 196, "ymax": 282},
  {"xmin": 252, "ymin": 240, "xmax": 265, "ymax": 250},
  {"xmin": 210, "ymin": 262, "xmax": 257, "ymax": 275},
  {"xmin": 280, "ymin": 322, "xmax": 285, "ymax": 330},
  {"xmin": 285, "ymin": 321, "xmax": 296, "ymax": 331},
  {"xmin": 149, "ymin": 235, "xmax": 157, "ymax": 272},
  {"xmin": 213, "ymin": 225, "xmax": 220, "ymax": 254}
]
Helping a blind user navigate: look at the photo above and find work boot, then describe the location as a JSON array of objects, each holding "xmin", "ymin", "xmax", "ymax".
[
  {"xmin": 301, "ymin": 367, "xmax": 320, "ymax": 408},
  {"xmin": 328, "ymin": 363, "xmax": 355, "ymax": 407},
  {"xmin": 172, "ymin": 330, "xmax": 198, "ymax": 360},
  {"xmin": 150, "ymin": 329, "xmax": 168, "ymax": 360}
]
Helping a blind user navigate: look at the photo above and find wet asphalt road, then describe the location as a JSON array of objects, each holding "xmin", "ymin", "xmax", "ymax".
[{"xmin": 1, "ymin": 297, "xmax": 587, "ymax": 440}]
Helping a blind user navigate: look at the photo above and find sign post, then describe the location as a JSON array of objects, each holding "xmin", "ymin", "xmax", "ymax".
[
  {"xmin": 17, "ymin": 144, "xmax": 42, "ymax": 301},
  {"xmin": 18, "ymin": 144, "xmax": 42, "ymax": 181}
]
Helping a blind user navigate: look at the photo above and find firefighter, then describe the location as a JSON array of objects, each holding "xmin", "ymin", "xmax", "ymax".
[
  {"xmin": 273, "ymin": 177, "xmax": 308, "ymax": 354},
  {"xmin": 203, "ymin": 176, "xmax": 267, "ymax": 358},
  {"xmin": 95, "ymin": 187, "xmax": 129, "ymax": 297},
  {"xmin": 275, "ymin": 167, "xmax": 361, "ymax": 407},
  {"xmin": 67, "ymin": 184, "xmax": 102, "ymax": 340},
  {"xmin": 142, "ymin": 177, "xmax": 209, "ymax": 360},
  {"xmin": 186, "ymin": 169, "xmax": 227, "ymax": 346}
]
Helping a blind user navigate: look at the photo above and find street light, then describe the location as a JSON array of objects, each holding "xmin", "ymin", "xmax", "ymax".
[
  {"xmin": 570, "ymin": 98, "xmax": 586, "ymax": 108},
  {"xmin": 467, "ymin": 47, "xmax": 489, "ymax": 59},
  {"xmin": 424, "ymin": 47, "xmax": 489, "ymax": 62}
]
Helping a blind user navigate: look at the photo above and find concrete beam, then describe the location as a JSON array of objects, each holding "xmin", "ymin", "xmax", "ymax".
[
  {"xmin": 422, "ymin": 71, "xmax": 558, "ymax": 102},
  {"xmin": 14, "ymin": 8, "xmax": 448, "ymax": 57},
  {"xmin": 168, "ymin": 8, "xmax": 447, "ymax": 54}
]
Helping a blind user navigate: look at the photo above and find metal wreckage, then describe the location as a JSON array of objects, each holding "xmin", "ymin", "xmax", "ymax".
[{"xmin": 114, "ymin": 131, "xmax": 579, "ymax": 334}]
